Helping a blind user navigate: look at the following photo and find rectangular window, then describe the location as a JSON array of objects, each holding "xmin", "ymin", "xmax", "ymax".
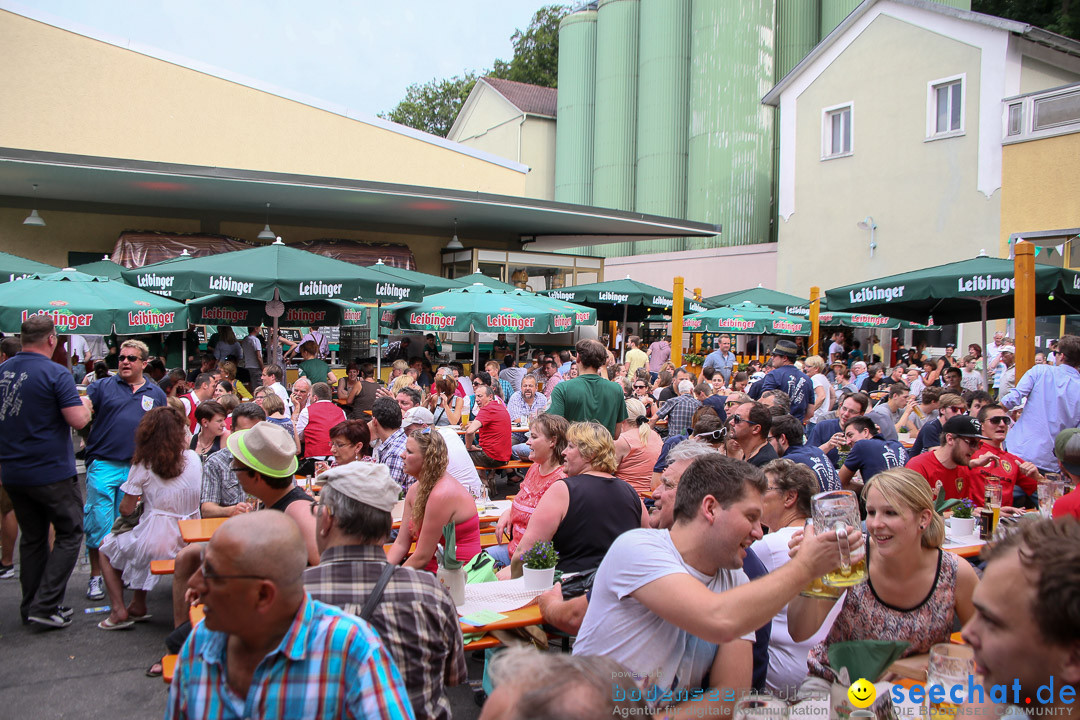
[
  {"xmin": 927, "ymin": 75, "xmax": 965, "ymax": 139},
  {"xmin": 1033, "ymin": 89, "xmax": 1080, "ymax": 131},
  {"xmin": 823, "ymin": 104, "xmax": 853, "ymax": 158},
  {"xmin": 1007, "ymin": 103, "xmax": 1023, "ymax": 136}
]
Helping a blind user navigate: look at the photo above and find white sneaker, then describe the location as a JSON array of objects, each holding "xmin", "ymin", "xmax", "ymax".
[{"xmin": 86, "ymin": 575, "xmax": 105, "ymax": 601}]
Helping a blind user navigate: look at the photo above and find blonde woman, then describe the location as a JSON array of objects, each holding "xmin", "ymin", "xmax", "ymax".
[
  {"xmin": 386, "ymin": 429, "xmax": 481, "ymax": 572},
  {"xmin": 512, "ymin": 422, "xmax": 649, "ymax": 576},
  {"xmin": 217, "ymin": 360, "xmax": 252, "ymax": 400},
  {"xmin": 614, "ymin": 398, "xmax": 663, "ymax": 495},
  {"xmin": 427, "ymin": 374, "xmax": 464, "ymax": 426},
  {"xmin": 787, "ymin": 467, "xmax": 978, "ymax": 683},
  {"xmin": 377, "ymin": 359, "xmax": 411, "ymax": 399},
  {"xmin": 804, "ymin": 355, "xmax": 834, "ymax": 422}
]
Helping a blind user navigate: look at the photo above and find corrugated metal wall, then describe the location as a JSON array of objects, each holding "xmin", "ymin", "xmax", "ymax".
[
  {"xmin": 820, "ymin": 0, "xmax": 861, "ymax": 40},
  {"xmin": 592, "ymin": 0, "xmax": 640, "ymax": 212},
  {"xmin": 554, "ymin": 11, "xmax": 598, "ymax": 206},
  {"xmin": 686, "ymin": 0, "xmax": 775, "ymax": 248}
]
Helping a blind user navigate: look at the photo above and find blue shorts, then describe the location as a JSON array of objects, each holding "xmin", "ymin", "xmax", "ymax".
[
  {"xmin": 485, "ymin": 543, "xmax": 511, "ymax": 569},
  {"xmin": 84, "ymin": 459, "xmax": 131, "ymax": 549}
]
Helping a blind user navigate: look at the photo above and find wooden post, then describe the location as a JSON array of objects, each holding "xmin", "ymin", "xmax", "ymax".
[
  {"xmin": 1014, "ymin": 242, "xmax": 1035, "ymax": 378},
  {"xmin": 672, "ymin": 277, "xmax": 685, "ymax": 367},
  {"xmin": 692, "ymin": 287, "xmax": 703, "ymax": 353},
  {"xmin": 809, "ymin": 286, "xmax": 821, "ymax": 357}
]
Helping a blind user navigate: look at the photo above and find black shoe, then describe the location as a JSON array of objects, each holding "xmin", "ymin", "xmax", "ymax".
[
  {"xmin": 57, "ymin": 606, "xmax": 74, "ymax": 620},
  {"xmin": 0, "ymin": 562, "xmax": 14, "ymax": 579},
  {"xmin": 27, "ymin": 608, "xmax": 72, "ymax": 629}
]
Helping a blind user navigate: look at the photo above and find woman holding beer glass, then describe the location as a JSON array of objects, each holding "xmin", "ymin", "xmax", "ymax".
[{"xmin": 787, "ymin": 467, "xmax": 979, "ymax": 682}]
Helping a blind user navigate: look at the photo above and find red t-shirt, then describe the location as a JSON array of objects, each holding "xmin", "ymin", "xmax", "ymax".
[
  {"xmin": 1053, "ymin": 487, "xmax": 1080, "ymax": 520},
  {"xmin": 905, "ymin": 450, "xmax": 976, "ymax": 501},
  {"xmin": 477, "ymin": 398, "xmax": 512, "ymax": 462},
  {"xmin": 969, "ymin": 442, "xmax": 1039, "ymax": 507}
]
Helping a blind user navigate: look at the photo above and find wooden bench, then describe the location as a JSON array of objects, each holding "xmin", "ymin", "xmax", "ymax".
[
  {"xmin": 383, "ymin": 532, "xmax": 501, "ymax": 555},
  {"xmin": 474, "ymin": 460, "xmax": 532, "ymax": 473},
  {"xmin": 163, "ymin": 605, "xmax": 206, "ymax": 684},
  {"xmin": 150, "ymin": 559, "xmax": 175, "ymax": 575},
  {"xmin": 463, "ymin": 634, "xmax": 502, "ymax": 652}
]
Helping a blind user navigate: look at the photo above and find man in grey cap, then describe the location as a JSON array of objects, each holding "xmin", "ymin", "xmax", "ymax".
[
  {"xmin": 748, "ymin": 340, "xmax": 811, "ymax": 421},
  {"xmin": 401, "ymin": 407, "xmax": 483, "ymax": 497},
  {"xmin": 304, "ymin": 462, "xmax": 466, "ymax": 719}
]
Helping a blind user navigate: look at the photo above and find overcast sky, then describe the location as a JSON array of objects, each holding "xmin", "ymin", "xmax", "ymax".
[{"xmin": 5, "ymin": 0, "xmax": 551, "ymax": 117}]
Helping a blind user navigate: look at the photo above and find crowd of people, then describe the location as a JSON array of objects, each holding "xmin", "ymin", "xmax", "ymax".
[{"xmin": 0, "ymin": 317, "xmax": 1077, "ymax": 719}]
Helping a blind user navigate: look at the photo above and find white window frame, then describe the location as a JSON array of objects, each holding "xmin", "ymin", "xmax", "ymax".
[
  {"xmin": 926, "ymin": 73, "xmax": 966, "ymax": 141},
  {"xmin": 821, "ymin": 102, "xmax": 854, "ymax": 160}
]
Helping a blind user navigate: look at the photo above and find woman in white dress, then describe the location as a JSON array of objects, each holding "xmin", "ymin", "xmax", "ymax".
[{"xmin": 97, "ymin": 407, "xmax": 201, "ymax": 630}]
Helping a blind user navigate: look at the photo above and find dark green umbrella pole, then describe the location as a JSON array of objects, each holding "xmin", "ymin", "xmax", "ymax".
[{"xmin": 619, "ymin": 302, "xmax": 628, "ymax": 363}]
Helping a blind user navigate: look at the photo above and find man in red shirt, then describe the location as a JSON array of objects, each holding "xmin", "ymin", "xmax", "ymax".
[
  {"xmin": 969, "ymin": 403, "xmax": 1040, "ymax": 508},
  {"xmin": 905, "ymin": 416, "xmax": 993, "ymax": 501},
  {"xmin": 465, "ymin": 384, "xmax": 511, "ymax": 469},
  {"xmin": 1052, "ymin": 428, "xmax": 1080, "ymax": 520}
]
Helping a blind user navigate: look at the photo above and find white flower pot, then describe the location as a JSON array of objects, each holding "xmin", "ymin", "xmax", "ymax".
[
  {"xmin": 436, "ymin": 565, "xmax": 466, "ymax": 605},
  {"xmin": 951, "ymin": 517, "xmax": 976, "ymax": 538},
  {"xmin": 522, "ymin": 566, "xmax": 556, "ymax": 591}
]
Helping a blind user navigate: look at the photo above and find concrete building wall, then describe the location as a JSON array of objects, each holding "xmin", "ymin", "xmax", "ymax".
[
  {"xmin": 1001, "ymin": 132, "xmax": 1080, "ymax": 252},
  {"xmin": 1019, "ymin": 55, "xmax": 1080, "ymax": 95},
  {"xmin": 520, "ymin": 117, "xmax": 557, "ymax": 200},
  {"xmin": 776, "ymin": 13, "xmax": 998, "ymax": 296},
  {"xmin": 0, "ymin": 9, "xmax": 526, "ymax": 195},
  {"xmin": 603, "ymin": 244, "xmax": 778, "ymax": 297}
]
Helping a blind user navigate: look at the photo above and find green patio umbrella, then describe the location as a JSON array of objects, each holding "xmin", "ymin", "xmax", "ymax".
[
  {"xmin": 0, "ymin": 250, "xmax": 58, "ymax": 283},
  {"xmin": 463, "ymin": 270, "xmax": 522, "ymax": 292},
  {"xmin": 369, "ymin": 259, "xmax": 466, "ymax": 294},
  {"xmin": 380, "ymin": 285, "xmax": 596, "ymax": 368},
  {"xmin": 541, "ymin": 276, "xmax": 708, "ymax": 361},
  {"xmin": 683, "ymin": 302, "xmax": 810, "ymax": 336},
  {"xmin": 186, "ymin": 295, "xmax": 369, "ymax": 328},
  {"xmin": 120, "ymin": 239, "xmax": 424, "ymax": 303},
  {"xmin": 825, "ymin": 253, "xmax": 1080, "ymax": 386},
  {"xmin": 0, "ymin": 270, "xmax": 188, "ymax": 334},
  {"xmin": 72, "ymin": 257, "xmax": 126, "ymax": 282},
  {"xmin": 706, "ymin": 285, "xmax": 902, "ymax": 329}
]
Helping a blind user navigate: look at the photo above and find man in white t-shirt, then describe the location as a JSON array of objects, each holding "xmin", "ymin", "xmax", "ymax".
[
  {"xmin": 572, "ymin": 454, "xmax": 854, "ymax": 710},
  {"xmin": 402, "ymin": 407, "xmax": 483, "ymax": 497},
  {"xmin": 240, "ymin": 326, "xmax": 264, "ymax": 383},
  {"xmin": 828, "ymin": 332, "xmax": 845, "ymax": 362}
]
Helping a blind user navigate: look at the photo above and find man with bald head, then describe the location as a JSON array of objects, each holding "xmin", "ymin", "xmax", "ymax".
[{"xmin": 167, "ymin": 511, "xmax": 414, "ymax": 719}]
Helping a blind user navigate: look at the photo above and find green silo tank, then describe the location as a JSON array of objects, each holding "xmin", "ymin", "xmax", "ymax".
[
  {"xmin": 687, "ymin": 0, "xmax": 775, "ymax": 247},
  {"xmin": 555, "ymin": 10, "xmax": 599, "ymax": 206},
  {"xmin": 592, "ymin": 0, "xmax": 640, "ymax": 211}
]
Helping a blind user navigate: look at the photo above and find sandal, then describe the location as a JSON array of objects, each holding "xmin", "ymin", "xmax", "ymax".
[
  {"xmin": 128, "ymin": 613, "xmax": 153, "ymax": 623},
  {"xmin": 97, "ymin": 617, "xmax": 135, "ymax": 630},
  {"xmin": 145, "ymin": 661, "xmax": 163, "ymax": 678}
]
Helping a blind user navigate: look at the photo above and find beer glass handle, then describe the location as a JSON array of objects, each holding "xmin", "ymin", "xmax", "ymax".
[{"xmin": 835, "ymin": 523, "xmax": 852, "ymax": 575}]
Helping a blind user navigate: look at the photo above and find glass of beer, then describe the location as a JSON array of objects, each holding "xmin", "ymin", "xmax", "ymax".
[
  {"xmin": 812, "ymin": 490, "xmax": 867, "ymax": 588},
  {"xmin": 926, "ymin": 643, "xmax": 974, "ymax": 718},
  {"xmin": 985, "ymin": 480, "xmax": 1003, "ymax": 534},
  {"xmin": 1038, "ymin": 477, "xmax": 1060, "ymax": 519}
]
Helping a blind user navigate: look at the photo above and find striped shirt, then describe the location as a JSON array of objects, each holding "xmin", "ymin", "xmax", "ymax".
[
  {"xmin": 374, "ymin": 428, "xmax": 409, "ymax": 492},
  {"xmin": 305, "ymin": 545, "xmax": 467, "ymax": 720},
  {"xmin": 166, "ymin": 595, "xmax": 414, "ymax": 720}
]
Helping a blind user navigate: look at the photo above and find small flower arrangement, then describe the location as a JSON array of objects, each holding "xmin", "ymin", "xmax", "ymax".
[
  {"xmin": 683, "ymin": 354, "xmax": 704, "ymax": 366},
  {"xmin": 520, "ymin": 540, "xmax": 559, "ymax": 570},
  {"xmin": 952, "ymin": 499, "xmax": 975, "ymax": 519}
]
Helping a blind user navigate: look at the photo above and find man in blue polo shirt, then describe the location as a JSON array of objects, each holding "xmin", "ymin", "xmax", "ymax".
[
  {"xmin": 748, "ymin": 340, "xmax": 811, "ymax": 420},
  {"xmin": 0, "ymin": 316, "xmax": 90, "ymax": 628},
  {"xmin": 838, "ymin": 416, "xmax": 909, "ymax": 490},
  {"xmin": 81, "ymin": 338, "xmax": 167, "ymax": 600},
  {"xmin": 767, "ymin": 414, "xmax": 840, "ymax": 492}
]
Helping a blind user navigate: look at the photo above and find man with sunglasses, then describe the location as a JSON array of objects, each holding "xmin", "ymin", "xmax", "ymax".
[
  {"xmin": 969, "ymin": 404, "xmax": 1040, "ymax": 509},
  {"xmin": 729, "ymin": 401, "xmax": 778, "ymax": 468},
  {"xmin": 909, "ymin": 392, "xmax": 966, "ymax": 455},
  {"xmin": 905, "ymin": 416, "xmax": 994, "ymax": 501},
  {"xmin": 80, "ymin": 339, "xmax": 167, "ymax": 601},
  {"xmin": 168, "ymin": 511, "xmax": 413, "ymax": 720}
]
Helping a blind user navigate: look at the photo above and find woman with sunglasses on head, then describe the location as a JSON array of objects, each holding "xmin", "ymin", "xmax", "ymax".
[
  {"xmin": 386, "ymin": 429, "xmax": 481, "ymax": 572},
  {"xmin": 97, "ymin": 407, "xmax": 201, "ymax": 630},
  {"xmin": 787, "ymin": 468, "xmax": 979, "ymax": 684},
  {"xmin": 490, "ymin": 413, "xmax": 569, "ymax": 569}
]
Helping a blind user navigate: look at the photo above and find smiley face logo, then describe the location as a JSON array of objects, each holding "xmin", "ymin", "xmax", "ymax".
[{"xmin": 848, "ymin": 678, "xmax": 876, "ymax": 708}]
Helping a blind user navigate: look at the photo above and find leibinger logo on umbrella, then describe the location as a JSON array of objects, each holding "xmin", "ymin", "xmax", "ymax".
[
  {"xmin": 548, "ymin": 291, "xmax": 576, "ymax": 301},
  {"xmin": 710, "ymin": 319, "xmax": 758, "ymax": 331},
  {"xmin": 21, "ymin": 308, "xmax": 93, "ymax": 330},
  {"xmin": 774, "ymin": 320, "xmax": 805, "ymax": 332},
  {"xmin": 576, "ymin": 311, "xmax": 592, "ymax": 323},
  {"xmin": 552, "ymin": 315, "xmax": 573, "ymax": 330},
  {"xmin": 787, "ymin": 306, "xmax": 810, "ymax": 316},
  {"xmin": 852, "ymin": 315, "xmax": 889, "ymax": 326},
  {"xmin": 298, "ymin": 280, "xmax": 342, "ymax": 297},
  {"xmin": 344, "ymin": 309, "xmax": 366, "ymax": 322},
  {"xmin": 8, "ymin": 273, "xmax": 31, "ymax": 281},
  {"xmin": 128, "ymin": 310, "xmax": 176, "ymax": 327},
  {"xmin": 957, "ymin": 275, "xmax": 1014, "ymax": 295},
  {"xmin": 410, "ymin": 312, "xmax": 456, "ymax": 329},
  {"xmin": 375, "ymin": 283, "xmax": 411, "ymax": 300},
  {"xmin": 380, "ymin": 309, "xmax": 396, "ymax": 324},
  {"xmin": 848, "ymin": 284, "xmax": 905, "ymax": 303},
  {"xmin": 684, "ymin": 318, "xmax": 703, "ymax": 329},
  {"xmin": 210, "ymin": 276, "xmax": 256, "ymax": 296},
  {"xmin": 137, "ymin": 273, "xmax": 175, "ymax": 293},
  {"xmin": 284, "ymin": 309, "xmax": 327, "ymax": 324},
  {"xmin": 652, "ymin": 296, "xmax": 674, "ymax": 308},
  {"xmin": 487, "ymin": 312, "xmax": 536, "ymax": 331},
  {"xmin": 599, "ymin": 291, "xmax": 630, "ymax": 303},
  {"xmin": 201, "ymin": 307, "xmax": 249, "ymax": 324}
]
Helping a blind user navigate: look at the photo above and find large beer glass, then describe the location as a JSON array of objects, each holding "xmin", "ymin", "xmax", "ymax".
[
  {"xmin": 926, "ymin": 643, "xmax": 974, "ymax": 718},
  {"xmin": 813, "ymin": 490, "xmax": 867, "ymax": 588}
]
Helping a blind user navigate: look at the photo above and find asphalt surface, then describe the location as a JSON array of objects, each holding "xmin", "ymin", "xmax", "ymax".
[{"xmin": 0, "ymin": 471, "xmax": 501, "ymax": 719}]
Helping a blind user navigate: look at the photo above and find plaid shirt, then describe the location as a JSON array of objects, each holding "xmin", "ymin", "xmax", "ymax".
[
  {"xmin": 658, "ymin": 394, "xmax": 702, "ymax": 437},
  {"xmin": 199, "ymin": 447, "xmax": 243, "ymax": 508},
  {"xmin": 304, "ymin": 545, "xmax": 467, "ymax": 720},
  {"xmin": 374, "ymin": 428, "xmax": 409, "ymax": 492},
  {"xmin": 166, "ymin": 595, "xmax": 414, "ymax": 720},
  {"xmin": 506, "ymin": 390, "xmax": 548, "ymax": 423}
]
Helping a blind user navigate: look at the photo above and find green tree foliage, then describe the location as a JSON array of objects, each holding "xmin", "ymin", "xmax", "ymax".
[
  {"xmin": 971, "ymin": 0, "xmax": 1077, "ymax": 40},
  {"xmin": 380, "ymin": 4, "xmax": 569, "ymax": 137}
]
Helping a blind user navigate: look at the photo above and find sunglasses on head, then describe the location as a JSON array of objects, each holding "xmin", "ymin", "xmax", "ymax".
[{"xmin": 118, "ymin": 354, "xmax": 143, "ymax": 363}]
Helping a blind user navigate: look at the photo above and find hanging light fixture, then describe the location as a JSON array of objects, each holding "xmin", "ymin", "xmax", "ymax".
[
  {"xmin": 445, "ymin": 218, "xmax": 463, "ymax": 250},
  {"xmin": 257, "ymin": 202, "xmax": 276, "ymax": 240},
  {"xmin": 23, "ymin": 184, "xmax": 45, "ymax": 227}
]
